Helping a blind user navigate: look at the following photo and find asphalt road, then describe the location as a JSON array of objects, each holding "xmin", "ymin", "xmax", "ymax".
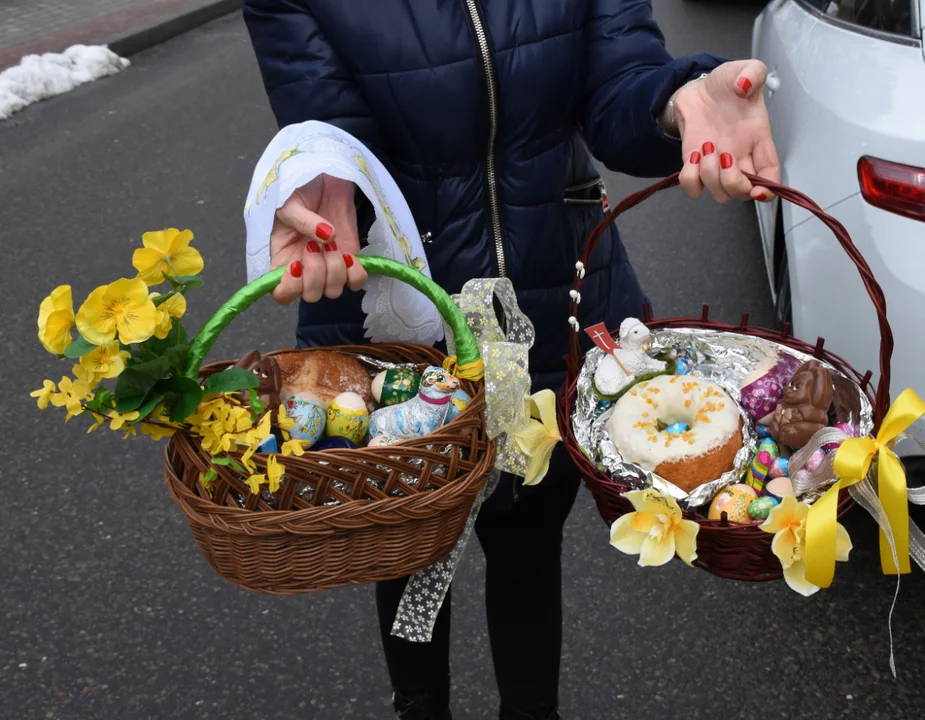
[{"xmin": 2, "ymin": 4, "xmax": 924, "ymax": 720}]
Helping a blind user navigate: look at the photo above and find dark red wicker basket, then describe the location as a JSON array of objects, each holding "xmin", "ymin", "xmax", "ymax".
[{"xmin": 560, "ymin": 172, "xmax": 893, "ymax": 581}]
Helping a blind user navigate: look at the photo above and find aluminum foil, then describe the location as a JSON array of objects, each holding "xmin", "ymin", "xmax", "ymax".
[{"xmin": 573, "ymin": 329, "xmax": 874, "ymax": 509}]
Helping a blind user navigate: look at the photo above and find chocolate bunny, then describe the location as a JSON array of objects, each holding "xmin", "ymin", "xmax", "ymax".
[
  {"xmin": 233, "ymin": 349, "xmax": 282, "ymax": 412},
  {"xmin": 769, "ymin": 360, "xmax": 833, "ymax": 449}
]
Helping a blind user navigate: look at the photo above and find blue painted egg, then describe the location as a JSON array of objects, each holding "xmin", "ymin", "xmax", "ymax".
[
  {"xmin": 443, "ymin": 388, "xmax": 472, "ymax": 424},
  {"xmin": 285, "ymin": 393, "xmax": 327, "ymax": 448},
  {"xmin": 311, "ymin": 436, "xmax": 358, "ymax": 452},
  {"xmin": 664, "ymin": 422, "xmax": 689, "ymax": 436}
]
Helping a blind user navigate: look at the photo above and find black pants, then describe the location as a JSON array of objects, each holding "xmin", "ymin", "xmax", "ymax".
[{"xmin": 376, "ymin": 447, "xmax": 581, "ymax": 717}]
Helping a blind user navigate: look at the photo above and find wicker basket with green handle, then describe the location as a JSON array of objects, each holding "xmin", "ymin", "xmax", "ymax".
[{"xmin": 165, "ymin": 255, "xmax": 494, "ymax": 595}]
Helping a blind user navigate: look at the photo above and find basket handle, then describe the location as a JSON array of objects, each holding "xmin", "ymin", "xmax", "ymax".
[
  {"xmin": 183, "ymin": 255, "xmax": 481, "ymax": 380},
  {"xmin": 566, "ymin": 171, "xmax": 893, "ymax": 429}
]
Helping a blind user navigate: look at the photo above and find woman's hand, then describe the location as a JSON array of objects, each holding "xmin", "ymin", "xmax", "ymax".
[
  {"xmin": 270, "ymin": 174, "xmax": 368, "ymax": 305},
  {"xmin": 672, "ymin": 60, "xmax": 780, "ymax": 203}
]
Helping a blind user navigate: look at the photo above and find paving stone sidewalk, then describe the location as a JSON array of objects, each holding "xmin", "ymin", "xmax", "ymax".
[{"xmin": 0, "ymin": 0, "xmax": 236, "ymax": 70}]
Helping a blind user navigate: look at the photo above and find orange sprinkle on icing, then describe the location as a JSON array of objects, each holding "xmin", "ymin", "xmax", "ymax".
[{"xmin": 684, "ymin": 399, "xmax": 692, "ymax": 407}]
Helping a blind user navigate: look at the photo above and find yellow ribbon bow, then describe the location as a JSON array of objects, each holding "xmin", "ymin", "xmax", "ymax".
[{"xmin": 804, "ymin": 388, "xmax": 925, "ymax": 588}]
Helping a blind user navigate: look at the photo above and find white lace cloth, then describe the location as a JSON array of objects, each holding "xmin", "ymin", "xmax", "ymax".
[{"xmin": 243, "ymin": 121, "xmax": 444, "ymax": 346}]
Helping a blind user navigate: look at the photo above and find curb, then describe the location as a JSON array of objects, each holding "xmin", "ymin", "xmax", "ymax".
[{"xmin": 107, "ymin": 0, "xmax": 239, "ymax": 58}]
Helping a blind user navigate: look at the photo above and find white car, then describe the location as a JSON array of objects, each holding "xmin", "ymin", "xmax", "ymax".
[{"xmin": 752, "ymin": 0, "xmax": 925, "ymax": 452}]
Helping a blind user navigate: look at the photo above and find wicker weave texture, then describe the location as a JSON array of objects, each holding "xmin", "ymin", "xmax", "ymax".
[{"xmin": 165, "ymin": 344, "xmax": 495, "ymax": 594}]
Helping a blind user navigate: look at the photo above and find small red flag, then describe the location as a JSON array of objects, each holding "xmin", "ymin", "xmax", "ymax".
[{"xmin": 585, "ymin": 323, "xmax": 620, "ymax": 353}]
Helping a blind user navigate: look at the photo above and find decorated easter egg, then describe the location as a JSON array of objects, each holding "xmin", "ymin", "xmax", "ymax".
[
  {"xmin": 748, "ymin": 496, "xmax": 779, "ymax": 521},
  {"xmin": 368, "ymin": 434, "xmax": 401, "ymax": 448},
  {"xmin": 285, "ymin": 393, "xmax": 327, "ymax": 447},
  {"xmin": 664, "ymin": 422, "xmax": 689, "ymax": 436},
  {"xmin": 311, "ymin": 436, "xmax": 357, "ymax": 452},
  {"xmin": 443, "ymin": 388, "xmax": 472, "ymax": 424},
  {"xmin": 746, "ymin": 450, "xmax": 772, "ymax": 493},
  {"xmin": 708, "ymin": 484, "xmax": 758, "ymax": 523},
  {"xmin": 756, "ymin": 424, "xmax": 772, "ymax": 439},
  {"xmin": 804, "ymin": 448, "xmax": 825, "ymax": 472},
  {"xmin": 763, "ymin": 476, "xmax": 795, "ymax": 501},
  {"xmin": 325, "ymin": 391, "xmax": 370, "ymax": 445},
  {"xmin": 758, "ymin": 438, "xmax": 780, "ymax": 460},
  {"xmin": 769, "ymin": 456, "xmax": 789, "ymax": 479},
  {"xmin": 371, "ymin": 368, "xmax": 421, "ymax": 407}
]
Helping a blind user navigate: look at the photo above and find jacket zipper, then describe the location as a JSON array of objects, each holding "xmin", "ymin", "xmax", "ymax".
[
  {"xmin": 463, "ymin": 0, "xmax": 507, "ymax": 278},
  {"xmin": 563, "ymin": 178, "xmax": 607, "ymax": 205}
]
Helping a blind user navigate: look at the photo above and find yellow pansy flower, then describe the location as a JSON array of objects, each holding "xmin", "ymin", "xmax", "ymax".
[
  {"xmin": 151, "ymin": 292, "xmax": 187, "ymax": 340},
  {"xmin": 511, "ymin": 389, "xmax": 562, "ymax": 486},
  {"xmin": 266, "ymin": 455, "xmax": 285, "ymax": 493},
  {"xmin": 37, "ymin": 285, "xmax": 75, "ymax": 355},
  {"xmin": 610, "ymin": 489, "xmax": 700, "ymax": 567},
  {"xmin": 132, "ymin": 228, "xmax": 203, "ymax": 285},
  {"xmin": 759, "ymin": 495, "xmax": 852, "ymax": 597},
  {"xmin": 71, "ymin": 363, "xmax": 101, "ymax": 389},
  {"xmin": 30, "ymin": 380, "xmax": 57, "ymax": 409},
  {"xmin": 76, "ymin": 278, "xmax": 157, "ymax": 345},
  {"xmin": 80, "ymin": 342, "xmax": 130, "ymax": 379},
  {"xmin": 106, "ymin": 408, "xmax": 140, "ymax": 430}
]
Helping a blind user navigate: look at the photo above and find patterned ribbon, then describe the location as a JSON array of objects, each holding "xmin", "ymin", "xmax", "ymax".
[{"xmin": 391, "ymin": 278, "xmax": 536, "ymax": 642}]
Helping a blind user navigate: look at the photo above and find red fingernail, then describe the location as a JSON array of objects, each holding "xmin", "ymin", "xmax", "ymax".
[
  {"xmin": 316, "ymin": 223, "xmax": 333, "ymax": 242},
  {"xmin": 702, "ymin": 142, "xmax": 715, "ymax": 156},
  {"xmin": 324, "ymin": 241, "xmax": 338, "ymax": 252},
  {"xmin": 737, "ymin": 77, "xmax": 752, "ymax": 95},
  {"xmin": 306, "ymin": 241, "xmax": 321, "ymax": 253},
  {"xmin": 289, "ymin": 260, "xmax": 303, "ymax": 278},
  {"xmin": 758, "ymin": 191, "xmax": 771, "ymax": 202},
  {"xmin": 343, "ymin": 254, "xmax": 354, "ymax": 268},
  {"xmin": 720, "ymin": 153, "xmax": 733, "ymax": 170},
  {"xmin": 690, "ymin": 151, "xmax": 701, "ymax": 165}
]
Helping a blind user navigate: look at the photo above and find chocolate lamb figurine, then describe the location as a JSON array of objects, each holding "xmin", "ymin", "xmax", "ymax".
[{"xmin": 232, "ymin": 349, "xmax": 282, "ymax": 413}]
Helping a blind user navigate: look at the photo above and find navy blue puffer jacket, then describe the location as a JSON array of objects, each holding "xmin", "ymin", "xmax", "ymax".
[{"xmin": 243, "ymin": 0, "xmax": 721, "ymax": 390}]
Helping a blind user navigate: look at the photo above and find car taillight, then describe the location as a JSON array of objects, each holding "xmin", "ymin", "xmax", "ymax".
[{"xmin": 858, "ymin": 156, "xmax": 925, "ymax": 222}]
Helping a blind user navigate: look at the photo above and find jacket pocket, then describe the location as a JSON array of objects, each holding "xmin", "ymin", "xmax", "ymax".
[{"xmin": 563, "ymin": 177, "xmax": 608, "ymax": 208}]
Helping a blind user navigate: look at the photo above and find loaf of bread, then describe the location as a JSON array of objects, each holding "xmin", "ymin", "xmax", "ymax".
[{"xmin": 276, "ymin": 351, "xmax": 373, "ymax": 409}]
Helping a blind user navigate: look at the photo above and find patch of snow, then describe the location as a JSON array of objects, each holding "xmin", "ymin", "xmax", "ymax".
[{"xmin": 0, "ymin": 45, "xmax": 129, "ymax": 120}]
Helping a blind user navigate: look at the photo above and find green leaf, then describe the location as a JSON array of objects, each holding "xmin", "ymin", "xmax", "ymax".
[
  {"xmin": 128, "ymin": 393, "xmax": 166, "ymax": 424},
  {"xmin": 114, "ymin": 356, "xmax": 172, "ymax": 411},
  {"xmin": 248, "ymin": 387, "xmax": 265, "ymax": 415},
  {"xmin": 154, "ymin": 376, "xmax": 203, "ymax": 422},
  {"xmin": 202, "ymin": 368, "xmax": 258, "ymax": 395},
  {"xmin": 63, "ymin": 336, "xmax": 98, "ymax": 359},
  {"xmin": 164, "ymin": 344, "xmax": 190, "ymax": 374},
  {"xmin": 176, "ymin": 275, "xmax": 203, "ymax": 293},
  {"xmin": 85, "ymin": 386, "xmax": 114, "ymax": 414},
  {"xmin": 153, "ymin": 288, "xmax": 179, "ymax": 305},
  {"xmin": 211, "ymin": 456, "xmax": 247, "ymax": 474}
]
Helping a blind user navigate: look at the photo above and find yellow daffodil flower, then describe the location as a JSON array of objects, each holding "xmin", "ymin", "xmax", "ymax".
[
  {"xmin": 245, "ymin": 472, "xmax": 267, "ymax": 495},
  {"xmin": 76, "ymin": 278, "xmax": 157, "ymax": 345},
  {"xmin": 610, "ymin": 488, "xmax": 700, "ymax": 567},
  {"xmin": 511, "ymin": 389, "xmax": 562, "ymax": 486},
  {"xmin": 37, "ymin": 285, "xmax": 75, "ymax": 355},
  {"xmin": 151, "ymin": 292, "xmax": 187, "ymax": 339},
  {"xmin": 241, "ymin": 444, "xmax": 258, "ymax": 474},
  {"xmin": 80, "ymin": 342, "xmax": 130, "ymax": 379},
  {"xmin": 759, "ymin": 495, "xmax": 852, "ymax": 597},
  {"xmin": 266, "ymin": 455, "xmax": 285, "ymax": 493},
  {"xmin": 133, "ymin": 228, "xmax": 203, "ymax": 285},
  {"xmin": 30, "ymin": 380, "xmax": 57, "ymax": 409},
  {"xmin": 106, "ymin": 408, "xmax": 140, "ymax": 431}
]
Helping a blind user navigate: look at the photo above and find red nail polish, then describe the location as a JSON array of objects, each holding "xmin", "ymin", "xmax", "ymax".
[
  {"xmin": 720, "ymin": 153, "xmax": 733, "ymax": 170},
  {"xmin": 343, "ymin": 254, "xmax": 354, "ymax": 268},
  {"xmin": 702, "ymin": 142, "xmax": 715, "ymax": 156},
  {"xmin": 289, "ymin": 260, "xmax": 303, "ymax": 278},
  {"xmin": 316, "ymin": 223, "xmax": 333, "ymax": 242},
  {"xmin": 324, "ymin": 241, "xmax": 338, "ymax": 252},
  {"xmin": 690, "ymin": 151, "xmax": 701, "ymax": 165},
  {"xmin": 306, "ymin": 241, "xmax": 321, "ymax": 253},
  {"xmin": 737, "ymin": 77, "xmax": 752, "ymax": 95}
]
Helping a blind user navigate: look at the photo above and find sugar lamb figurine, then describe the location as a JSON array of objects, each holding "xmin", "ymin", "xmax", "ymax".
[
  {"xmin": 368, "ymin": 366, "xmax": 461, "ymax": 440},
  {"xmin": 593, "ymin": 318, "xmax": 667, "ymax": 396}
]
